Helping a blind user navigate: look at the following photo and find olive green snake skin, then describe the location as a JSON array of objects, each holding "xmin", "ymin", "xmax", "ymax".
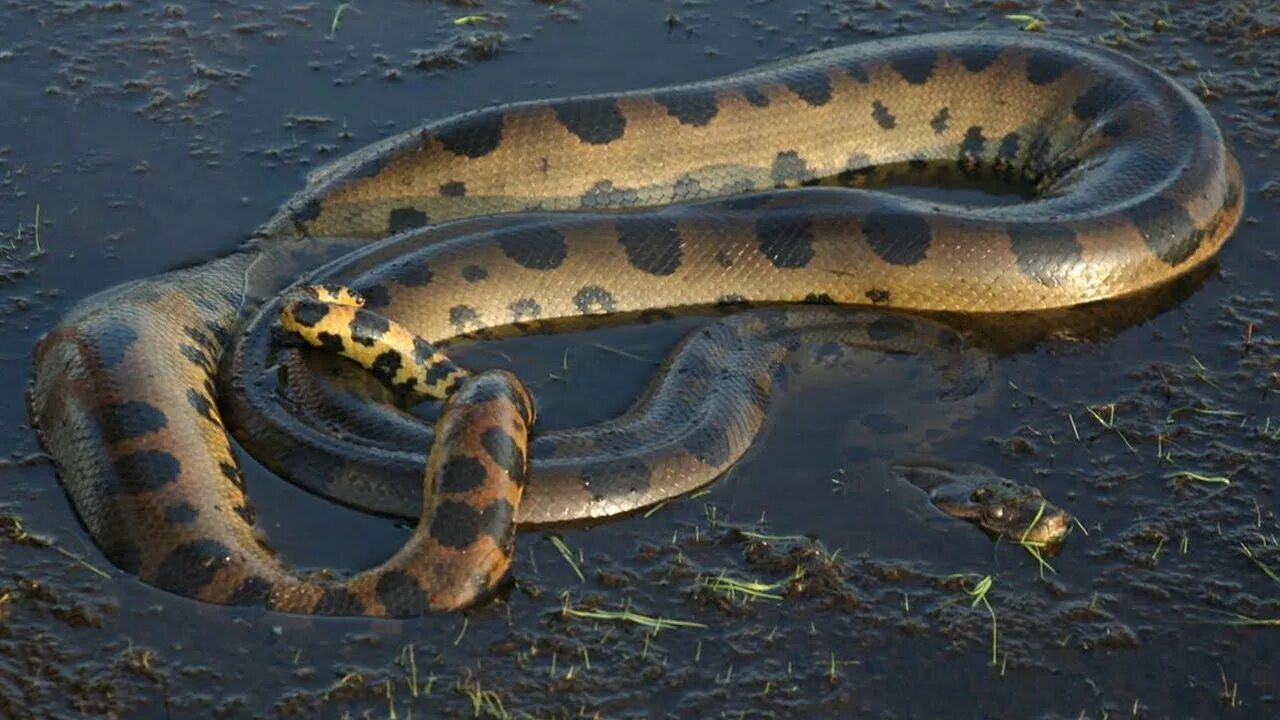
[{"xmin": 28, "ymin": 32, "xmax": 1241, "ymax": 615}]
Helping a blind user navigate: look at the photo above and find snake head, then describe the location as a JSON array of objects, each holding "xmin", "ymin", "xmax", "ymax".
[{"xmin": 894, "ymin": 460, "xmax": 1071, "ymax": 545}]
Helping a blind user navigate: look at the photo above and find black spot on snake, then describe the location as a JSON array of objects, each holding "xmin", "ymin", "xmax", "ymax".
[
  {"xmin": 371, "ymin": 350, "xmax": 403, "ymax": 383},
  {"xmin": 581, "ymin": 458, "xmax": 652, "ymax": 502},
  {"xmin": 509, "ymin": 297, "xmax": 542, "ymax": 322},
  {"xmin": 376, "ymin": 571, "xmax": 432, "ymax": 617},
  {"xmin": 866, "ymin": 288, "xmax": 892, "ymax": 304},
  {"xmin": 153, "ymin": 539, "xmax": 230, "ymax": 597},
  {"xmin": 439, "ymin": 181, "xmax": 467, "ymax": 197},
  {"xmin": 437, "ymin": 456, "xmax": 487, "ymax": 495},
  {"xmin": 227, "ymin": 576, "xmax": 274, "ymax": 606},
  {"xmin": 103, "ymin": 538, "xmax": 142, "ymax": 574},
  {"xmin": 1073, "ymin": 78, "xmax": 1132, "ymax": 122},
  {"xmin": 1008, "ymin": 223, "xmax": 1082, "ymax": 287},
  {"xmin": 314, "ymin": 587, "xmax": 365, "ymax": 615},
  {"xmin": 180, "ymin": 344, "xmax": 210, "ymax": 370},
  {"xmin": 233, "ymin": 504, "xmax": 256, "ymax": 525},
  {"xmin": 393, "ymin": 260, "xmax": 434, "ymax": 287},
  {"xmin": 289, "ymin": 197, "xmax": 322, "ymax": 225},
  {"xmin": 289, "ymin": 301, "xmax": 329, "ymax": 328},
  {"xmin": 410, "ymin": 337, "xmax": 437, "ymax": 368},
  {"xmin": 478, "ymin": 498, "xmax": 517, "ymax": 545},
  {"xmin": 804, "ymin": 293, "xmax": 835, "ymax": 305},
  {"xmin": 617, "ymin": 216, "xmax": 683, "ymax": 277},
  {"xmin": 738, "ymin": 84, "xmax": 770, "ymax": 107},
  {"xmin": 219, "ymin": 461, "xmax": 245, "ymax": 491},
  {"xmin": 430, "ymin": 500, "xmax": 482, "ymax": 549},
  {"xmin": 581, "ymin": 180, "xmax": 641, "ymax": 208},
  {"xmin": 958, "ymin": 45, "xmax": 1001, "ymax": 73},
  {"xmin": 960, "ymin": 126, "xmax": 986, "ymax": 161},
  {"xmin": 360, "ymin": 285, "xmax": 390, "ymax": 309},
  {"xmin": 449, "ymin": 305, "xmax": 481, "ymax": 332},
  {"xmin": 1025, "ymin": 50, "xmax": 1069, "ymax": 86},
  {"xmin": 997, "ymin": 132, "xmax": 1021, "ymax": 164},
  {"xmin": 425, "ymin": 359, "xmax": 460, "ymax": 391},
  {"xmin": 785, "ymin": 72, "xmax": 832, "ymax": 106},
  {"xmin": 349, "ymin": 309, "xmax": 391, "ymax": 347},
  {"xmin": 315, "ymin": 331, "xmax": 345, "ymax": 356},
  {"xmin": 388, "ymin": 207, "xmax": 429, "ymax": 234},
  {"xmin": 655, "ymin": 90, "xmax": 719, "ymax": 126},
  {"xmin": 573, "ymin": 286, "xmax": 617, "ymax": 314},
  {"xmin": 552, "ymin": 97, "xmax": 627, "ymax": 145},
  {"xmin": 890, "ymin": 48, "xmax": 937, "ymax": 84},
  {"xmin": 871, "ymin": 100, "xmax": 896, "ymax": 129},
  {"xmin": 867, "ymin": 315, "xmax": 914, "ymax": 341},
  {"xmin": 756, "ymin": 212, "xmax": 816, "ymax": 269},
  {"xmin": 114, "ymin": 450, "xmax": 181, "ymax": 494},
  {"xmin": 498, "ymin": 226, "xmax": 567, "ymax": 270},
  {"xmin": 433, "ymin": 113, "xmax": 504, "ymax": 158},
  {"xmin": 89, "ymin": 319, "xmax": 139, "ymax": 369},
  {"xmin": 186, "ymin": 389, "xmax": 214, "ymax": 422},
  {"xmin": 164, "ymin": 502, "xmax": 199, "ymax": 524},
  {"xmin": 1129, "ymin": 196, "xmax": 1199, "ymax": 266},
  {"xmin": 481, "ymin": 427, "xmax": 522, "ymax": 481},
  {"xmin": 100, "ymin": 401, "xmax": 168, "ymax": 443},
  {"xmin": 863, "ymin": 212, "xmax": 932, "ymax": 266},
  {"xmin": 771, "ymin": 151, "xmax": 813, "ymax": 186},
  {"xmin": 717, "ymin": 293, "xmax": 747, "ymax": 306},
  {"xmin": 931, "ymin": 107, "xmax": 951, "ymax": 134}
]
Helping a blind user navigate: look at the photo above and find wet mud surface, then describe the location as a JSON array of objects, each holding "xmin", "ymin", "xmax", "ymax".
[{"xmin": 1, "ymin": 1, "xmax": 1278, "ymax": 717}]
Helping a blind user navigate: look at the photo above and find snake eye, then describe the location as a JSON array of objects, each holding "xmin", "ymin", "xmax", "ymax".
[
  {"xmin": 970, "ymin": 488, "xmax": 989, "ymax": 502},
  {"xmin": 987, "ymin": 505, "xmax": 1006, "ymax": 521}
]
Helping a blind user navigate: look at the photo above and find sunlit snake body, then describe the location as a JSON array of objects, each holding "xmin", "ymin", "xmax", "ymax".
[{"xmin": 29, "ymin": 33, "xmax": 1241, "ymax": 616}]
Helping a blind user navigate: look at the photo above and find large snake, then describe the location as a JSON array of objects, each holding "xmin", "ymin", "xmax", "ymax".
[{"xmin": 29, "ymin": 32, "xmax": 1241, "ymax": 616}]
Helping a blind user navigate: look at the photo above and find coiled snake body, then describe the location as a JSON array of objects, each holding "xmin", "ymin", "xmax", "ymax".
[{"xmin": 30, "ymin": 33, "xmax": 1241, "ymax": 616}]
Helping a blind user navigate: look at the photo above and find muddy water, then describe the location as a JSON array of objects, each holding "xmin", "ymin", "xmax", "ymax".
[{"xmin": 0, "ymin": 1, "xmax": 1276, "ymax": 717}]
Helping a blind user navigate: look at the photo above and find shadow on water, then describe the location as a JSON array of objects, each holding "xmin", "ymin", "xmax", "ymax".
[{"xmin": 1, "ymin": 1, "xmax": 1278, "ymax": 717}]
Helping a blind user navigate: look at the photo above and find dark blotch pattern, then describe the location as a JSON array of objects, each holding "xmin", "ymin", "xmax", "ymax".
[
  {"xmin": 960, "ymin": 126, "xmax": 986, "ymax": 160},
  {"xmin": 90, "ymin": 320, "xmax": 140, "ymax": 369},
  {"xmin": 509, "ymin": 298, "xmax": 542, "ymax": 322},
  {"xmin": 349, "ymin": 309, "xmax": 391, "ymax": 347},
  {"xmin": 1008, "ymin": 223, "xmax": 1083, "ymax": 286},
  {"xmin": 289, "ymin": 198, "xmax": 322, "ymax": 225},
  {"xmin": 756, "ymin": 211, "xmax": 816, "ymax": 269},
  {"xmin": 481, "ymin": 427, "xmax": 523, "ymax": 484},
  {"xmin": 573, "ymin": 286, "xmax": 617, "ymax": 314},
  {"xmin": 152, "ymin": 539, "xmax": 230, "ymax": 597},
  {"xmin": 1073, "ymin": 78, "xmax": 1131, "ymax": 122},
  {"xmin": 376, "ymin": 571, "xmax": 432, "ymax": 617},
  {"xmin": 360, "ymin": 284, "xmax": 390, "ymax": 309},
  {"xmin": 439, "ymin": 181, "xmax": 467, "ymax": 197},
  {"xmin": 890, "ymin": 49, "xmax": 937, "ymax": 84},
  {"xmin": 425, "ymin": 359, "xmax": 461, "ymax": 390},
  {"xmin": 738, "ymin": 84, "xmax": 770, "ymax": 107},
  {"xmin": 461, "ymin": 264, "xmax": 489, "ymax": 282},
  {"xmin": 99, "ymin": 401, "xmax": 168, "ymax": 443},
  {"xmin": 654, "ymin": 90, "xmax": 719, "ymax": 126},
  {"xmin": 393, "ymin": 260, "xmax": 434, "ymax": 287},
  {"xmin": 866, "ymin": 288, "xmax": 891, "ymax": 304},
  {"xmin": 433, "ymin": 113, "xmax": 504, "ymax": 158},
  {"xmin": 871, "ymin": 100, "xmax": 895, "ymax": 129},
  {"xmin": 314, "ymin": 587, "xmax": 365, "ymax": 615},
  {"xmin": 553, "ymin": 97, "xmax": 627, "ymax": 145},
  {"xmin": 1129, "ymin": 196, "xmax": 1199, "ymax": 266},
  {"xmin": 115, "ymin": 450, "xmax": 181, "ymax": 494},
  {"xmin": 388, "ymin": 207, "xmax": 429, "ymax": 234},
  {"xmin": 1025, "ymin": 50, "xmax": 1069, "ymax": 86},
  {"xmin": 186, "ymin": 389, "xmax": 214, "ymax": 422},
  {"xmin": 371, "ymin": 350, "xmax": 403, "ymax": 384},
  {"xmin": 164, "ymin": 502, "xmax": 199, "ymax": 524},
  {"xmin": 958, "ymin": 45, "xmax": 1001, "ymax": 73},
  {"xmin": 498, "ymin": 226, "xmax": 567, "ymax": 270},
  {"xmin": 448, "ymin": 305, "xmax": 480, "ymax": 332},
  {"xmin": 804, "ymin": 293, "xmax": 835, "ymax": 305},
  {"xmin": 617, "ymin": 217, "xmax": 683, "ymax": 276},
  {"xmin": 785, "ymin": 72, "xmax": 832, "ymax": 106},
  {"xmin": 437, "ymin": 456, "xmax": 487, "ymax": 495},
  {"xmin": 997, "ymin": 132, "xmax": 1021, "ymax": 163},
  {"xmin": 430, "ymin": 500, "xmax": 483, "ymax": 549},
  {"xmin": 771, "ymin": 150, "xmax": 812, "ymax": 186},
  {"xmin": 289, "ymin": 300, "xmax": 330, "ymax": 328},
  {"xmin": 930, "ymin": 107, "xmax": 951, "ymax": 134},
  {"xmin": 862, "ymin": 212, "xmax": 931, "ymax": 266},
  {"xmin": 219, "ymin": 461, "xmax": 246, "ymax": 491}
]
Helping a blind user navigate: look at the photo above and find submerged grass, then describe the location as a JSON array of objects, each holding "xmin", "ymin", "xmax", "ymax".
[{"xmin": 559, "ymin": 595, "xmax": 706, "ymax": 630}]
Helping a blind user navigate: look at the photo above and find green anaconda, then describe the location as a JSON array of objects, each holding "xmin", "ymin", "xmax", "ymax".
[{"xmin": 29, "ymin": 32, "xmax": 1241, "ymax": 616}]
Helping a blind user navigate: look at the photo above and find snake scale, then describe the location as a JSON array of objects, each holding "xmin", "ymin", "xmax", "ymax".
[{"xmin": 29, "ymin": 32, "xmax": 1241, "ymax": 616}]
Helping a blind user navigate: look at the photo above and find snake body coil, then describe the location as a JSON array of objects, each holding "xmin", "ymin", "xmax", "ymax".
[{"xmin": 30, "ymin": 33, "xmax": 1241, "ymax": 616}]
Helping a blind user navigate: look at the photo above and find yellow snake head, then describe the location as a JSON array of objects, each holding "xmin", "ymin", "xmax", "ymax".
[{"xmin": 894, "ymin": 459, "xmax": 1071, "ymax": 545}]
